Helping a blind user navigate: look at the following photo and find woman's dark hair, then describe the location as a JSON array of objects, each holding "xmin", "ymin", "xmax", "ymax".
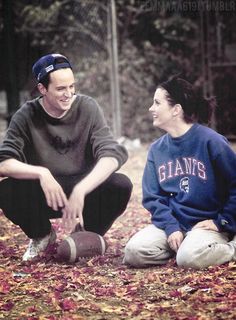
[{"xmin": 158, "ymin": 76, "xmax": 216, "ymax": 124}]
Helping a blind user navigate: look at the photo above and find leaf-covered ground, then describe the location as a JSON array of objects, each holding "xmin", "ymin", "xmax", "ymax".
[{"xmin": 0, "ymin": 145, "xmax": 236, "ymax": 320}]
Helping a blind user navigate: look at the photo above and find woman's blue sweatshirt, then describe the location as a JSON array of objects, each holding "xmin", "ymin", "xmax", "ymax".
[{"xmin": 142, "ymin": 123, "xmax": 236, "ymax": 236}]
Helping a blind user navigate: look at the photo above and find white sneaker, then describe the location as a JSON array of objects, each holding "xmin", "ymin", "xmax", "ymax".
[{"xmin": 23, "ymin": 228, "xmax": 56, "ymax": 261}]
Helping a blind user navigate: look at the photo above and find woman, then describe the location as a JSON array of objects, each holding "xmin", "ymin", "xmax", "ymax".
[{"xmin": 124, "ymin": 76, "xmax": 236, "ymax": 269}]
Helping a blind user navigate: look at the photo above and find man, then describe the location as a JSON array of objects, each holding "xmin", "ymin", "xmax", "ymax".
[{"xmin": 0, "ymin": 53, "xmax": 132, "ymax": 262}]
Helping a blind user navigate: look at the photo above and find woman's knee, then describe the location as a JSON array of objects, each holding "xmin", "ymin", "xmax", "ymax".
[
  {"xmin": 124, "ymin": 240, "xmax": 149, "ymax": 267},
  {"xmin": 177, "ymin": 241, "xmax": 233, "ymax": 269},
  {"xmin": 124, "ymin": 238, "xmax": 170, "ymax": 268},
  {"xmin": 176, "ymin": 230, "xmax": 230, "ymax": 269},
  {"xmin": 176, "ymin": 245, "xmax": 210, "ymax": 269},
  {"xmin": 176, "ymin": 247, "xmax": 198, "ymax": 269}
]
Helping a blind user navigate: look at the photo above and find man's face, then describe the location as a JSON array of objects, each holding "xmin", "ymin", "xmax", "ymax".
[{"xmin": 39, "ymin": 68, "xmax": 76, "ymax": 118}]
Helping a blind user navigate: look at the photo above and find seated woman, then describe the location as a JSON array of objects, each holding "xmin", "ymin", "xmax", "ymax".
[{"xmin": 124, "ymin": 76, "xmax": 236, "ymax": 269}]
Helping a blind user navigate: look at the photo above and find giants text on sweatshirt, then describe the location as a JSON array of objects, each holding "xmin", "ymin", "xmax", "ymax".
[{"xmin": 142, "ymin": 124, "xmax": 236, "ymax": 236}]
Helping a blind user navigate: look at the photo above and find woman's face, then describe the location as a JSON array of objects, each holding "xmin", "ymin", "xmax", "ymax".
[{"xmin": 149, "ymin": 88, "xmax": 176, "ymax": 130}]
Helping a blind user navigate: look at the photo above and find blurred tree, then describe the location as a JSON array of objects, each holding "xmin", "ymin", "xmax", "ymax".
[
  {"xmin": 2, "ymin": 0, "xmax": 20, "ymax": 121},
  {"xmin": 19, "ymin": 0, "xmax": 113, "ymax": 123},
  {"xmin": 0, "ymin": 0, "xmax": 235, "ymax": 141},
  {"xmin": 116, "ymin": 0, "xmax": 201, "ymax": 140},
  {"xmin": 20, "ymin": 1, "xmax": 108, "ymax": 54},
  {"xmin": 116, "ymin": 0, "xmax": 236, "ymax": 141}
]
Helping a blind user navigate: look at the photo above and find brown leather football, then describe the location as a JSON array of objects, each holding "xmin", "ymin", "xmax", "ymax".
[{"xmin": 57, "ymin": 231, "xmax": 108, "ymax": 263}]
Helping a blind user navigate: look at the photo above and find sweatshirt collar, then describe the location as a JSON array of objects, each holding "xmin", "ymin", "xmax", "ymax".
[{"xmin": 167, "ymin": 123, "xmax": 199, "ymax": 144}]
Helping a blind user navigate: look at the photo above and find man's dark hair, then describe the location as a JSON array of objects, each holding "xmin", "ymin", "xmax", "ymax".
[{"xmin": 40, "ymin": 74, "xmax": 50, "ymax": 89}]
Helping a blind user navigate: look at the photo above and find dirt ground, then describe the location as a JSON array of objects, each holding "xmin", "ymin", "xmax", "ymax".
[{"xmin": 0, "ymin": 143, "xmax": 236, "ymax": 319}]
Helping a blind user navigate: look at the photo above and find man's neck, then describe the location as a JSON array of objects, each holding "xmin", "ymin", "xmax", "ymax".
[{"xmin": 39, "ymin": 96, "xmax": 75, "ymax": 118}]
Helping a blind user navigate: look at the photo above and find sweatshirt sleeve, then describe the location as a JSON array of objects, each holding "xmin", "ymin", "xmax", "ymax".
[
  {"xmin": 0, "ymin": 109, "xmax": 30, "ymax": 164},
  {"xmin": 142, "ymin": 148, "xmax": 181, "ymax": 236},
  {"xmin": 211, "ymin": 141, "xmax": 236, "ymax": 234},
  {"xmin": 90, "ymin": 102, "xmax": 128, "ymax": 169}
]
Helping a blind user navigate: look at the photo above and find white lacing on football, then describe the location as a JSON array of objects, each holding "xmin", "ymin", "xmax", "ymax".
[
  {"xmin": 65, "ymin": 236, "xmax": 77, "ymax": 263},
  {"xmin": 98, "ymin": 235, "xmax": 106, "ymax": 254}
]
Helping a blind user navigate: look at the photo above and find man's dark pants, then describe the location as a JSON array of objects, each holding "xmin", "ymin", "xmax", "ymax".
[{"xmin": 0, "ymin": 173, "xmax": 132, "ymax": 238}]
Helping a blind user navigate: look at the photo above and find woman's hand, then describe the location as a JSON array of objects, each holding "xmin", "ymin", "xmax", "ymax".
[
  {"xmin": 167, "ymin": 231, "xmax": 184, "ymax": 252},
  {"xmin": 192, "ymin": 219, "xmax": 219, "ymax": 232}
]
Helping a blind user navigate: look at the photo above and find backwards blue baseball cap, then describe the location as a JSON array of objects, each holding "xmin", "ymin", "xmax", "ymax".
[{"xmin": 32, "ymin": 53, "xmax": 72, "ymax": 82}]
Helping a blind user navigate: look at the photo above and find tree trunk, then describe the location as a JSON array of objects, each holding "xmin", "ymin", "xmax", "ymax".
[{"xmin": 2, "ymin": 0, "xmax": 20, "ymax": 122}]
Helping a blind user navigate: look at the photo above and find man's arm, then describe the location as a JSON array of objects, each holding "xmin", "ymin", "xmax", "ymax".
[
  {"xmin": 0, "ymin": 158, "xmax": 68, "ymax": 211},
  {"xmin": 62, "ymin": 157, "xmax": 119, "ymax": 231},
  {"xmin": 73, "ymin": 157, "xmax": 119, "ymax": 195},
  {"xmin": 0, "ymin": 158, "xmax": 47, "ymax": 179}
]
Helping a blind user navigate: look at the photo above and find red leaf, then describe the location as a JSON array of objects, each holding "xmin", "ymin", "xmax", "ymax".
[
  {"xmin": 0, "ymin": 280, "xmax": 11, "ymax": 294},
  {"xmin": 0, "ymin": 301, "xmax": 14, "ymax": 311},
  {"xmin": 169, "ymin": 290, "xmax": 182, "ymax": 298},
  {"xmin": 59, "ymin": 298, "xmax": 77, "ymax": 311}
]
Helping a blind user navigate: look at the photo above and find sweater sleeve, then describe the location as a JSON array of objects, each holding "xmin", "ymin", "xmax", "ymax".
[
  {"xmin": 211, "ymin": 141, "xmax": 236, "ymax": 234},
  {"xmin": 89, "ymin": 102, "xmax": 128, "ymax": 169},
  {"xmin": 142, "ymin": 148, "xmax": 181, "ymax": 236},
  {"xmin": 0, "ymin": 109, "xmax": 30, "ymax": 164}
]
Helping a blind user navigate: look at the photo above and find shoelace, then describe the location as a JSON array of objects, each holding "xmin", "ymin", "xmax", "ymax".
[{"xmin": 28, "ymin": 240, "xmax": 40, "ymax": 255}]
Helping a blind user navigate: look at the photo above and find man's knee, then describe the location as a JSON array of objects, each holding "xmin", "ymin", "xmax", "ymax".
[
  {"xmin": 109, "ymin": 173, "xmax": 133, "ymax": 196},
  {"xmin": 107, "ymin": 173, "xmax": 133, "ymax": 212}
]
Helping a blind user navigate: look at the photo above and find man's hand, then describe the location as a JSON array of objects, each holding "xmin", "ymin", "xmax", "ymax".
[
  {"xmin": 167, "ymin": 231, "xmax": 184, "ymax": 252},
  {"xmin": 39, "ymin": 168, "xmax": 68, "ymax": 211},
  {"xmin": 62, "ymin": 184, "xmax": 85, "ymax": 233},
  {"xmin": 61, "ymin": 157, "xmax": 119, "ymax": 233},
  {"xmin": 192, "ymin": 219, "xmax": 219, "ymax": 232},
  {"xmin": 61, "ymin": 157, "xmax": 119, "ymax": 232}
]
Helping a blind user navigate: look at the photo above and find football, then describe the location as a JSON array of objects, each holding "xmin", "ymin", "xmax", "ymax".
[{"xmin": 57, "ymin": 231, "xmax": 108, "ymax": 263}]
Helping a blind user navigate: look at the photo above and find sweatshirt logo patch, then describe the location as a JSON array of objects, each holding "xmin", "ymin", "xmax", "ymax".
[
  {"xmin": 180, "ymin": 177, "xmax": 190, "ymax": 193},
  {"xmin": 50, "ymin": 135, "xmax": 76, "ymax": 154}
]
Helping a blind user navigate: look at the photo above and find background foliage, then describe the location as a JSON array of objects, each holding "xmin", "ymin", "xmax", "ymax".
[{"xmin": 0, "ymin": 0, "xmax": 236, "ymax": 141}]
